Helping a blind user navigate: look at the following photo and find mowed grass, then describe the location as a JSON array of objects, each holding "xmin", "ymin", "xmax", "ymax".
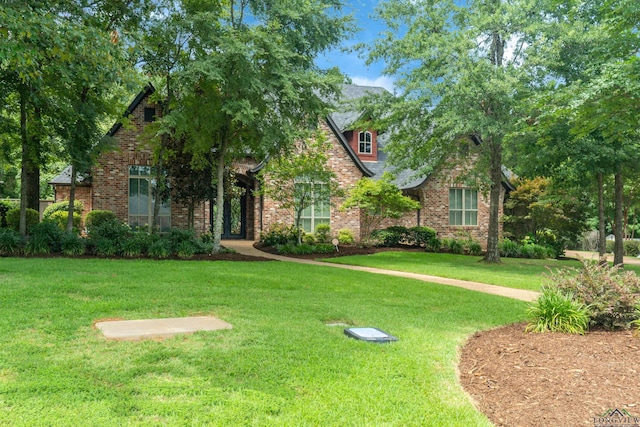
[
  {"xmin": 322, "ymin": 252, "xmax": 587, "ymax": 291},
  {"xmin": 323, "ymin": 251, "xmax": 640, "ymax": 291},
  {"xmin": 0, "ymin": 258, "xmax": 525, "ymax": 426}
]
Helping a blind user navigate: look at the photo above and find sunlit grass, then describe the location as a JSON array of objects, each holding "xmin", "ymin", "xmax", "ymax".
[
  {"xmin": 0, "ymin": 257, "xmax": 525, "ymax": 426},
  {"xmin": 321, "ymin": 252, "xmax": 587, "ymax": 291}
]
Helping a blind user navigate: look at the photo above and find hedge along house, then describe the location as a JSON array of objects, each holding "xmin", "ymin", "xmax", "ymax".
[{"xmin": 50, "ymin": 83, "xmax": 513, "ymax": 246}]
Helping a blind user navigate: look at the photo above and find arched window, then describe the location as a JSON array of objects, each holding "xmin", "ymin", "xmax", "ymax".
[{"xmin": 358, "ymin": 131, "xmax": 372, "ymax": 154}]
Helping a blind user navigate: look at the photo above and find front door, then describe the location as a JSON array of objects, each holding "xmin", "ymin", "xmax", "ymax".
[{"xmin": 220, "ymin": 183, "xmax": 247, "ymax": 239}]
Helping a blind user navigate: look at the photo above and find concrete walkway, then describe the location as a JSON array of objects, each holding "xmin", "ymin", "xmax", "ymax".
[
  {"xmin": 564, "ymin": 250, "xmax": 640, "ymax": 266},
  {"xmin": 222, "ymin": 240, "xmax": 540, "ymax": 302}
]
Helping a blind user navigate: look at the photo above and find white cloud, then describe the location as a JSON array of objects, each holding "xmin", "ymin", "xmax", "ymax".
[{"xmin": 350, "ymin": 76, "xmax": 396, "ymax": 92}]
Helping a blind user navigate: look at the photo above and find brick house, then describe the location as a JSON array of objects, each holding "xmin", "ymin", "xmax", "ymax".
[{"xmin": 50, "ymin": 83, "xmax": 512, "ymax": 246}]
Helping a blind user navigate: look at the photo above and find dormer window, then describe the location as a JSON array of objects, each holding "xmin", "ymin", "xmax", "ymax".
[{"xmin": 358, "ymin": 131, "xmax": 372, "ymax": 154}]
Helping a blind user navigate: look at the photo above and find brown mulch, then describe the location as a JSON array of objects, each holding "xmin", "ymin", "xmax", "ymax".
[
  {"xmin": 254, "ymin": 242, "xmax": 425, "ymax": 259},
  {"xmin": 459, "ymin": 322, "xmax": 640, "ymax": 427}
]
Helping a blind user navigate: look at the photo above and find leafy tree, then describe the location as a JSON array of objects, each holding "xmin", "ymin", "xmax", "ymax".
[
  {"xmin": 510, "ymin": 0, "xmax": 640, "ymax": 265},
  {"xmin": 363, "ymin": 0, "xmax": 532, "ymax": 262},
  {"xmin": 165, "ymin": 0, "xmax": 352, "ymax": 253},
  {"xmin": 341, "ymin": 172, "xmax": 420, "ymax": 241},
  {"xmin": 258, "ymin": 135, "xmax": 341, "ymax": 245},
  {"xmin": 504, "ymin": 177, "xmax": 589, "ymax": 256}
]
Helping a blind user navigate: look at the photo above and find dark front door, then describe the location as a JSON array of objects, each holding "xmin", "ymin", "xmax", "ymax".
[{"xmin": 220, "ymin": 183, "xmax": 247, "ymax": 239}]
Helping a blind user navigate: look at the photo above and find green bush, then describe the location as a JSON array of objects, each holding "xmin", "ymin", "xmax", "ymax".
[
  {"xmin": 468, "ymin": 241, "xmax": 483, "ymax": 256},
  {"xmin": 314, "ymin": 243, "xmax": 335, "ymax": 254},
  {"xmin": 521, "ymin": 243, "xmax": 551, "ymax": 259},
  {"xmin": 0, "ymin": 228, "xmax": 23, "ymax": 255},
  {"xmin": 43, "ymin": 200, "xmax": 83, "ymax": 221},
  {"xmin": 446, "ymin": 239, "xmax": 464, "ymax": 254},
  {"xmin": 149, "ymin": 239, "xmax": 171, "ymax": 259},
  {"xmin": 525, "ymin": 286, "xmax": 590, "ymax": 334},
  {"xmin": 0, "ymin": 200, "xmax": 17, "ymax": 228},
  {"xmin": 93, "ymin": 237, "xmax": 119, "ymax": 257},
  {"xmin": 85, "ymin": 210, "xmax": 117, "ymax": 230},
  {"xmin": 550, "ymin": 258, "xmax": 640, "ymax": 330},
  {"xmin": 315, "ymin": 223, "xmax": 331, "ymax": 243},
  {"xmin": 338, "ymin": 228, "xmax": 355, "ymax": 245},
  {"xmin": 260, "ymin": 223, "xmax": 300, "ymax": 246},
  {"xmin": 26, "ymin": 221, "xmax": 64, "ymax": 253},
  {"xmin": 624, "ymin": 240, "xmax": 640, "ymax": 257},
  {"xmin": 407, "ymin": 226, "xmax": 437, "ymax": 248},
  {"xmin": 121, "ymin": 238, "xmax": 144, "ymax": 257},
  {"xmin": 6, "ymin": 207, "xmax": 39, "ymax": 232},
  {"xmin": 88, "ymin": 218, "xmax": 131, "ymax": 241},
  {"xmin": 47, "ymin": 210, "xmax": 82, "ymax": 231},
  {"xmin": 303, "ymin": 233, "xmax": 316, "ymax": 244},
  {"xmin": 176, "ymin": 240, "xmax": 196, "ymax": 259},
  {"xmin": 61, "ymin": 232, "xmax": 85, "ymax": 256},
  {"xmin": 371, "ymin": 226, "xmax": 408, "ymax": 247},
  {"xmin": 606, "ymin": 240, "xmax": 615, "ymax": 253},
  {"xmin": 499, "ymin": 238, "xmax": 521, "ymax": 258}
]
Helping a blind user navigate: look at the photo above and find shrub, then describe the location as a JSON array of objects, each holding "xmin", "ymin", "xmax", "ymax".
[
  {"xmin": 525, "ymin": 286, "xmax": 590, "ymax": 334},
  {"xmin": 260, "ymin": 223, "xmax": 300, "ymax": 246},
  {"xmin": 88, "ymin": 218, "xmax": 131, "ymax": 241},
  {"xmin": 314, "ymin": 243, "xmax": 335, "ymax": 254},
  {"xmin": 425, "ymin": 236, "xmax": 441, "ymax": 253},
  {"xmin": 61, "ymin": 232, "xmax": 85, "ymax": 256},
  {"xmin": 121, "ymin": 238, "xmax": 143, "ymax": 257},
  {"xmin": 605, "ymin": 240, "xmax": 615, "ymax": 254},
  {"xmin": 371, "ymin": 226, "xmax": 407, "ymax": 247},
  {"xmin": 165, "ymin": 228, "xmax": 196, "ymax": 251},
  {"xmin": 624, "ymin": 240, "xmax": 640, "ymax": 257},
  {"xmin": 0, "ymin": 228, "xmax": 23, "ymax": 255},
  {"xmin": 407, "ymin": 226, "xmax": 437, "ymax": 248},
  {"xmin": 292, "ymin": 243, "xmax": 315, "ymax": 255},
  {"xmin": 338, "ymin": 228, "xmax": 355, "ymax": 245},
  {"xmin": 521, "ymin": 243, "xmax": 551, "ymax": 259},
  {"xmin": 6, "ymin": 208, "xmax": 39, "ymax": 232},
  {"xmin": 315, "ymin": 223, "xmax": 331, "ymax": 243},
  {"xmin": 0, "ymin": 200, "xmax": 17, "ymax": 228},
  {"xmin": 93, "ymin": 238, "xmax": 119, "ymax": 257},
  {"xmin": 27, "ymin": 221, "xmax": 64, "ymax": 253},
  {"xmin": 149, "ymin": 239, "xmax": 171, "ymax": 259},
  {"xmin": 85, "ymin": 210, "xmax": 117, "ymax": 230},
  {"xmin": 468, "ymin": 241, "xmax": 483, "ymax": 256},
  {"xmin": 549, "ymin": 258, "xmax": 640, "ymax": 330},
  {"xmin": 47, "ymin": 210, "xmax": 82, "ymax": 231},
  {"xmin": 303, "ymin": 233, "xmax": 316, "ymax": 244},
  {"xmin": 176, "ymin": 240, "xmax": 196, "ymax": 259},
  {"xmin": 445, "ymin": 238, "xmax": 464, "ymax": 254},
  {"xmin": 499, "ymin": 238, "xmax": 521, "ymax": 258},
  {"xmin": 43, "ymin": 200, "xmax": 83, "ymax": 221}
]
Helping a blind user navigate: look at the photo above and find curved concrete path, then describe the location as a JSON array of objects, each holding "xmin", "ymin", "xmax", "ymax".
[{"xmin": 222, "ymin": 240, "xmax": 540, "ymax": 302}]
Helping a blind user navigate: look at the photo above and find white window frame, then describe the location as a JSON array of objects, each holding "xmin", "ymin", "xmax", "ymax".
[
  {"xmin": 128, "ymin": 165, "xmax": 171, "ymax": 231},
  {"xmin": 449, "ymin": 188, "xmax": 478, "ymax": 226},
  {"xmin": 358, "ymin": 131, "xmax": 372, "ymax": 154},
  {"xmin": 295, "ymin": 181, "xmax": 330, "ymax": 233}
]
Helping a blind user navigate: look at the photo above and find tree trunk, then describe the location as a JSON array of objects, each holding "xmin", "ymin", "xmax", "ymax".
[
  {"xmin": 483, "ymin": 138, "xmax": 502, "ymax": 263},
  {"xmin": 66, "ymin": 164, "xmax": 77, "ymax": 232},
  {"xmin": 597, "ymin": 172, "xmax": 606, "ymax": 258},
  {"xmin": 25, "ymin": 106, "xmax": 41, "ymax": 212},
  {"xmin": 19, "ymin": 87, "xmax": 28, "ymax": 236},
  {"xmin": 613, "ymin": 168, "xmax": 624, "ymax": 266},
  {"xmin": 212, "ymin": 138, "xmax": 228, "ymax": 254}
]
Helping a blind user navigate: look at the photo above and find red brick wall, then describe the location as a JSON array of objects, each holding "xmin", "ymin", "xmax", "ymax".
[
  {"xmin": 53, "ymin": 186, "xmax": 93, "ymax": 221},
  {"xmin": 92, "ymin": 93, "xmax": 209, "ymax": 234},
  {"xmin": 256, "ymin": 121, "xmax": 365, "ymax": 240}
]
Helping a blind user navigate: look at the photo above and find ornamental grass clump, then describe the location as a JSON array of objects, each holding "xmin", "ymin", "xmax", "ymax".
[
  {"xmin": 526, "ymin": 286, "xmax": 590, "ymax": 334},
  {"xmin": 548, "ymin": 258, "xmax": 640, "ymax": 330}
]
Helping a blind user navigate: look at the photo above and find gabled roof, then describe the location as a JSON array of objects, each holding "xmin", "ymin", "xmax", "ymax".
[
  {"xmin": 48, "ymin": 166, "xmax": 91, "ymax": 186},
  {"xmin": 107, "ymin": 83, "xmax": 156, "ymax": 137}
]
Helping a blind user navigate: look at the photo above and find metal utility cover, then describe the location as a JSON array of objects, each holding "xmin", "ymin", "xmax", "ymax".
[{"xmin": 344, "ymin": 327, "xmax": 397, "ymax": 343}]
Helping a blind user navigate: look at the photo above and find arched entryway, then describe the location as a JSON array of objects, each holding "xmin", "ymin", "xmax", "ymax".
[{"xmin": 211, "ymin": 174, "xmax": 255, "ymax": 240}]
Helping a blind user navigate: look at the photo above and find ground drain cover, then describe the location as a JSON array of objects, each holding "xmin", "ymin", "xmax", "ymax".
[{"xmin": 344, "ymin": 327, "xmax": 397, "ymax": 343}]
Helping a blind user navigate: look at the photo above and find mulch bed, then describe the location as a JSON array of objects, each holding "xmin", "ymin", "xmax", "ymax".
[{"xmin": 458, "ymin": 322, "xmax": 640, "ymax": 427}]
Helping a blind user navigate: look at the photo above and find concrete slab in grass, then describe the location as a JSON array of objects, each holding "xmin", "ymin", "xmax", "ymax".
[{"xmin": 96, "ymin": 316, "xmax": 233, "ymax": 340}]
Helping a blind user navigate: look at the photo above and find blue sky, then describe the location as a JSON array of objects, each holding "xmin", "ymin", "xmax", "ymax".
[{"xmin": 316, "ymin": 0, "xmax": 397, "ymax": 91}]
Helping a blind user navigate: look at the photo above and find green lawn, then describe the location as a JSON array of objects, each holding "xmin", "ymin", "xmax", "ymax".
[
  {"xmin": 322, "ymin": 252, "xmax": 587, "ymax": 291},
  {"xmin": 322, "ymin": 251, "xmax": 640, "ymax": 292},
  {"xmin": 0, "ymin": 258, "xmax": 525, "ymax": 426}
]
